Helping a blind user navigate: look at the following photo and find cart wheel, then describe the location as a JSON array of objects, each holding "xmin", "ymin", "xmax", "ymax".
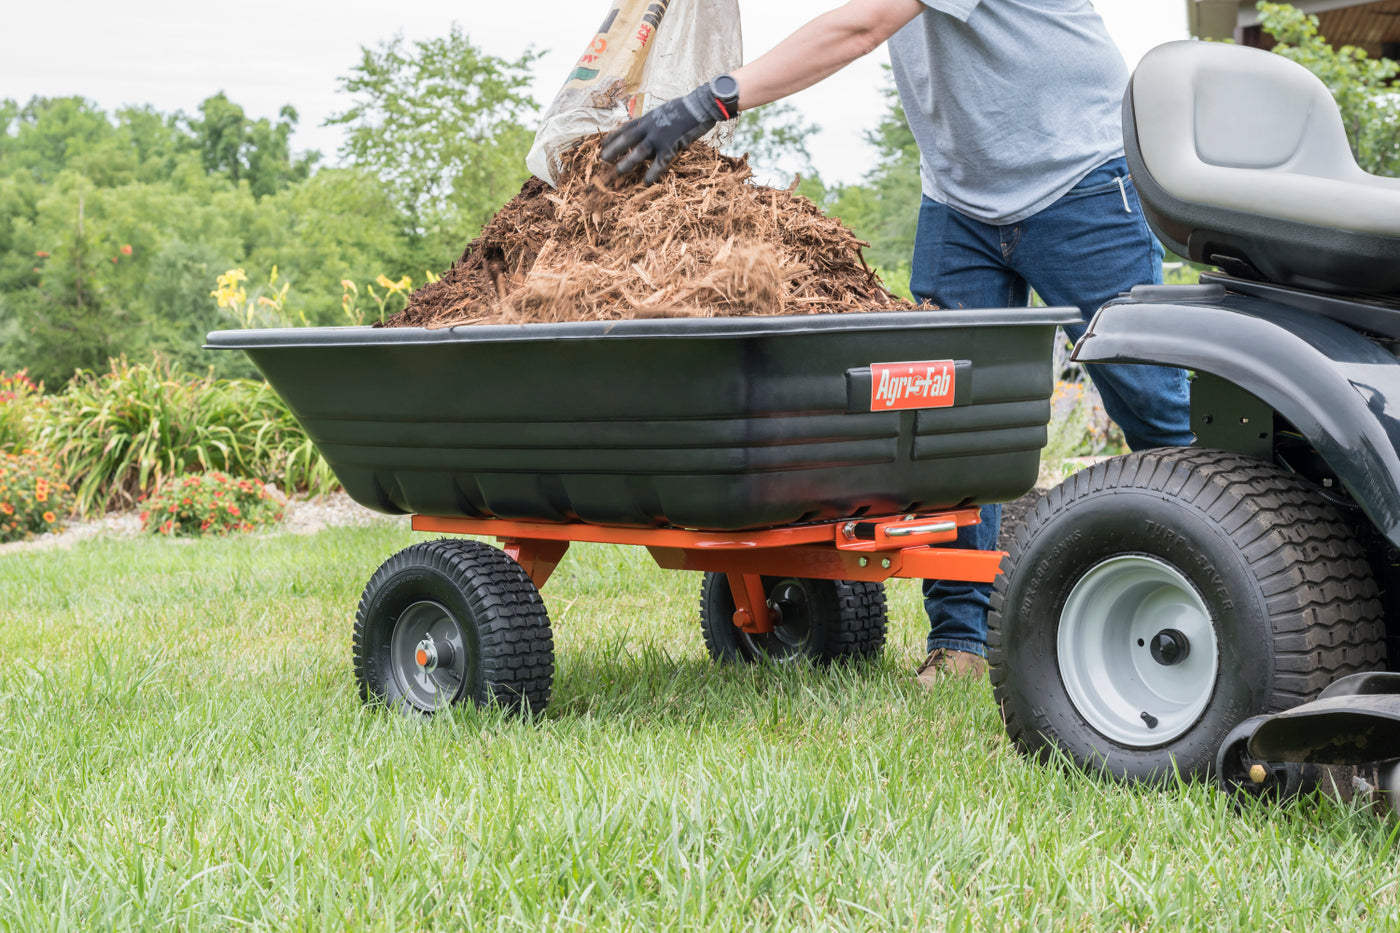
[
  {"xmin": 989, "ymin": 449, "xmax": 1384, "ymax": 785},
  {"xmin": 698, "ymin": 572, "xmax": 887, "ymax": 664},
  {"xmin": 354, "ymin": 539, "xmax": 554, "ymax": 716}
]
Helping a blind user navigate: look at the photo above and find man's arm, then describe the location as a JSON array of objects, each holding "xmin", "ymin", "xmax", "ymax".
[
  {"xmin": 601, "ymin": 0, "xmax": 926, "ymax": 183},
  {"xmin": 732, "ymin": 0, "xmax": 927, "ymax": 111}
]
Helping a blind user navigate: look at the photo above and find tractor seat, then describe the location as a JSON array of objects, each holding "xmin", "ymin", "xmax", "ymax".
[{"xmin": 1125, "ymin": 40, "xmax": 1400, "ymax": 299}]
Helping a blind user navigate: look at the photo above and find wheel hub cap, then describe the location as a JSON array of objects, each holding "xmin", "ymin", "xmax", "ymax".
[
  {"xmin": 1057, "ymin": 555, "xmax": 1219, "ymax": 747},
  {"xmin": 414, "ymin": 638, "xmax": 454, "ymax": 673},
  {"xmin": 1149, "ymin": 628, "xmax": 1190, "ymax": 666}
]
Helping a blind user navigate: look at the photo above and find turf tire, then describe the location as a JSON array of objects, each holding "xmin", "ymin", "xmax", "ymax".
[
  {"xmin": 354, "ymin": 538, "xmax": 554, "ymax": 716},
  {"xmin": 699, "ymin": 572, "xmax": 888, "ymax": 664},
  {"xmin": 989, "ymin": 448, "xmax": 1385, "ymax": 784}
]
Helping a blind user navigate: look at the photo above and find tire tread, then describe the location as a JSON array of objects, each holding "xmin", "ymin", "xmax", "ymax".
[{"xmin": 988, "ymin": 449, "xmax": 1385, "ymax": 773}]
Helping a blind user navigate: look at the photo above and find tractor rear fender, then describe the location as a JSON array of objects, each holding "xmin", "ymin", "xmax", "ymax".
[{"xmin": 1074, "ymin": 286, "xmax": 1400, "ymax": 547}]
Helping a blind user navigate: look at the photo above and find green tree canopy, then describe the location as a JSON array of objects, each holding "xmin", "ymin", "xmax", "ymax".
[
  {"xmin": 190, "ymin": 93, "xmax": 319, "ymax": 197},
  {"xmin": 727, "ymin": 102, "xmax": 820, "ymax": 188},
  {"xmin": 327, "ymin": 25, "xmax": 540, "ymax": 256},
  {"xmin": 0, "ymin": 91, "xmax": 406, "ymax": 385},
  {"xmin": 817, "ymin": 80, "xmax": 921, "ymax": 287}
]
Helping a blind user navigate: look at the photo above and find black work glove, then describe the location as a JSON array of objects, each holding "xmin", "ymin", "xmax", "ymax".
[{"xmin": 600, "ymin": 79, "xmax": 735, "ymax": 184}]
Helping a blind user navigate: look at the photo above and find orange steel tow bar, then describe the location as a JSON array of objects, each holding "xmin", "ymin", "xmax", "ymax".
[{"xmin": 411, "ymin": 509, "xmax": 1001, "ymax": 635}]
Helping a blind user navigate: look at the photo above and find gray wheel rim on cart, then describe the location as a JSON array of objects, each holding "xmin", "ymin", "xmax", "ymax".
[
  {"xmin": 389, "ymin": 600, "xmax": 471, "ymax": 712},
  {"xmin": 1057, "ymin": 555, "xmax": 1219, "ymax": 747}
]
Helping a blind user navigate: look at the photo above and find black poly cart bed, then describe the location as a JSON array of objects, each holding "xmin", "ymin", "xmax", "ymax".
[{"xmin": 208, "ymin": 308, "xmax": 1079, "ymax": 531}]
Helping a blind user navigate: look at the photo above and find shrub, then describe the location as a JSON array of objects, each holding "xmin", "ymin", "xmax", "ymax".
[
  {"xmin": 41, "ymin": 358, "xmax": 337, "ymax": 514},
  {"xmin": 0, "ymin": 449, "xmax": 72, "ymax": 543},
  {"xmin": 1045, "ymin": 380, "xmax": 1125, "ymax": 461},
  {"xmin": 0, "ymin": 370, "xmax": 47, "ymax": 452},
  {"xmin": 140, "ymin": 472, "xmax": 284, "ymax": 537}
]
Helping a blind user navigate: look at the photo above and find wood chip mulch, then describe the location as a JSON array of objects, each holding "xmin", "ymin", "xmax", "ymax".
[{"xmin": 380, "ymin": 136, "xmax": 916, "ymax": 328}]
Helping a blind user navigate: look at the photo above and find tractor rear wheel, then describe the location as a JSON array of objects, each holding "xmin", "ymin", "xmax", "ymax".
[{"xmin": 990, "ymin": 449, "xmax": 1385, "ymax": 784}]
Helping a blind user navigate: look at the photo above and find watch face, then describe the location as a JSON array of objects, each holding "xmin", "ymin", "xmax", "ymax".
[{"xmin": 711, "ymin": 74, "xmax": 739, "ymax": 101}]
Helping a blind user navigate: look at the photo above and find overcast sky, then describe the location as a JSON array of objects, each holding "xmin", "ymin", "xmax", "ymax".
[{"xmin": 2, "ymin": 1, "xmax": 1188, "ymax": 185}]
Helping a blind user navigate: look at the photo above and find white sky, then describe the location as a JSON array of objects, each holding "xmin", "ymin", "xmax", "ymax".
[{"xmin": 2, "ymin": 1, "xmax": 1188, "ymax": 185}]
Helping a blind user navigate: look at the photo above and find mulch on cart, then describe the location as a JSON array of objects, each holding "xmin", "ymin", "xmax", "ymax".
[{"xmin": 381, "ymin": 136, "xmax": 915, "ymax": 329}]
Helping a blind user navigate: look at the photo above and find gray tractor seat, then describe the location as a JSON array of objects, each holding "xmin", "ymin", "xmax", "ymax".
[{"xmin": 1125, "ymin": 40, "xmax": 1400, "ymax": 299}]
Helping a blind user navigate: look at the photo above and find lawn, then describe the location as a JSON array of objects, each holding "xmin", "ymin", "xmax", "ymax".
[{"xmin": 1, "ymin": 523, "xmax": 1397, "ymax": 931}]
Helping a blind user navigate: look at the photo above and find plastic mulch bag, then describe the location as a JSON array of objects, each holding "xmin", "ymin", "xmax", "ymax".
[{"xmin": 526, "ymin": 0, "xmax": 742, "ymax": 186}]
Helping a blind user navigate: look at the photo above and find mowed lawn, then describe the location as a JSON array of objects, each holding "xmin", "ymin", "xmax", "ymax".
[{"xmin": 1, "ymin": 523, "xmax": 1397, "ymax": 931}]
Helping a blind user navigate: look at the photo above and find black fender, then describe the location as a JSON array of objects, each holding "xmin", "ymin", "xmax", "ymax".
[{"xmin": 1074, "ymin": 284, "xmax": 1400, "ymax": 547}]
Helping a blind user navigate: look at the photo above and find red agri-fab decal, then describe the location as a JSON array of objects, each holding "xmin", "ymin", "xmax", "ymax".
[{"xmin": 870, "ymin": 360, "xmax": 956, "ymax": 411}]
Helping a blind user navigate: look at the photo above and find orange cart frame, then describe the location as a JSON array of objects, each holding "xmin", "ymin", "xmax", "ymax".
[{"xmin": 412, "ymin": 509, "xmax": 1003, "ymax": 635}]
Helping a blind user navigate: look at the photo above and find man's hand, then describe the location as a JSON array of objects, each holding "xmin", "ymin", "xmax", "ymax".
[{"xmin": 600, "ymin": 80, "xmax": 735, "ymax": 185}]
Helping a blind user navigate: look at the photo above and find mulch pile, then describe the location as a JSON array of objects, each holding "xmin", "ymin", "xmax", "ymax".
[{"xmin": 381, "ymin": 136, "xmax": 915, "ymax": 328}]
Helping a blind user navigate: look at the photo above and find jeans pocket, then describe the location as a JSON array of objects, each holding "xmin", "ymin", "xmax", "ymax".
[{"xmin": 1066, "ymin": 178, "xmax": 1125, "ymax": 198}]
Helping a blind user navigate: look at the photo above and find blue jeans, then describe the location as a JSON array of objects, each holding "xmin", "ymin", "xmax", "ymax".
[{"xmin": 912, "ymin": 157, "xmax": 1193, "ymax": 657}]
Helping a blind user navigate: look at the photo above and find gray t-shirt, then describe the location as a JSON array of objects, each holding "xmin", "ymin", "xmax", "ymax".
[{"xmin": 887, "ymin": 0, "xmax": 1128, "ymax": 224}]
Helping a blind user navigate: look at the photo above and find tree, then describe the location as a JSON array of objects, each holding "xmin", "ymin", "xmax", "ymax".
[
  {"xmin": 5, "ymin": 186, "xmax": 128, "ymax": 384},
  {"xmin": 1257, "ymin": 2, "xmax": 1400, "ymax": 176},
  {"xmin": 189, "ymin": 94, "xmax": 318, "ymax": 198},
  {"xmin": 0, "ymin": 97, "xmax": 116, "ymax": 184},
  {"xmin": 0, "ymin": 91, "xmax": 407, "ymax": 384},
  {"xmin": 726, "ymin": 102, "xmax": 820, "ymax": 188},
  {"xmin": 326, "ymin": 26, "xmax": 540, "ymax": 257},
  {"xmin": 820, "ymin": 80, "xmax": 922, "ymax": 283}
]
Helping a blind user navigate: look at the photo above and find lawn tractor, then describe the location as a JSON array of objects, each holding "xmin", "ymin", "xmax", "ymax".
[{"xmin": 990, "ymin": 39, "xmax": 1400, "ymax": 803}]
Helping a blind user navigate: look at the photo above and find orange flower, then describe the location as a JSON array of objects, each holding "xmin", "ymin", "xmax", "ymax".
[
  {"xmin": 35, "ymin": 490, "xmax": 47, "ymax": 503},
  {"xmin": 120, "ymin": 244, "xmax": 133, "ymax": 256},
  {"xmin": 34, "ymin": 251, "xmax": 49, "ymax": 259},
  {"xmin": 0, "ymin": 503, "xmax": 11, "ymax": 515},
  {"xmin": 42, "ymin": 511, "xmax": 55, "ymax": 523}
]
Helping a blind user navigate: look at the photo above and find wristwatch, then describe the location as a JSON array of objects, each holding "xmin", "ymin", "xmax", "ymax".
[{"xmin": 710, "ymin": 74, "xmax": 741, "ymax": 119}]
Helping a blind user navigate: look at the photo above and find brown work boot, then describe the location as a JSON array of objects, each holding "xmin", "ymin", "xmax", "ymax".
[{"xmin": 915, "ymin": 648, "xmax": 988, "ymax": 687}]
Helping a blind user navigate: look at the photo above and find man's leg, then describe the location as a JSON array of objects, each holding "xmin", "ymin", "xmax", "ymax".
[
  {"xmin": 1012, "ymin": 158, "xmax": 1193, "ymax": 451},
  {"xmin": 909, "ymin": 196, "xmax": 1025, "ymax": 663}
]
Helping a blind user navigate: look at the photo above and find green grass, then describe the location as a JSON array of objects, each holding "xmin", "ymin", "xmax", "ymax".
[{"xmin": 2, "ymin": 525, "xmax": 1399, "ymax": 931}]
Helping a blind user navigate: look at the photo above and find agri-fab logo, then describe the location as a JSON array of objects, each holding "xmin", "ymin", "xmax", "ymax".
[{"xmin": 869, "ymin": 360, "xmax": 956, "ymax": 410}]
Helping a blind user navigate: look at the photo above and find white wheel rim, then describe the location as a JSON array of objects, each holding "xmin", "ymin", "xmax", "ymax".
[{"xmin": 1058, "ymin": 554, "xmax": 1219, "ymax": 747}]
